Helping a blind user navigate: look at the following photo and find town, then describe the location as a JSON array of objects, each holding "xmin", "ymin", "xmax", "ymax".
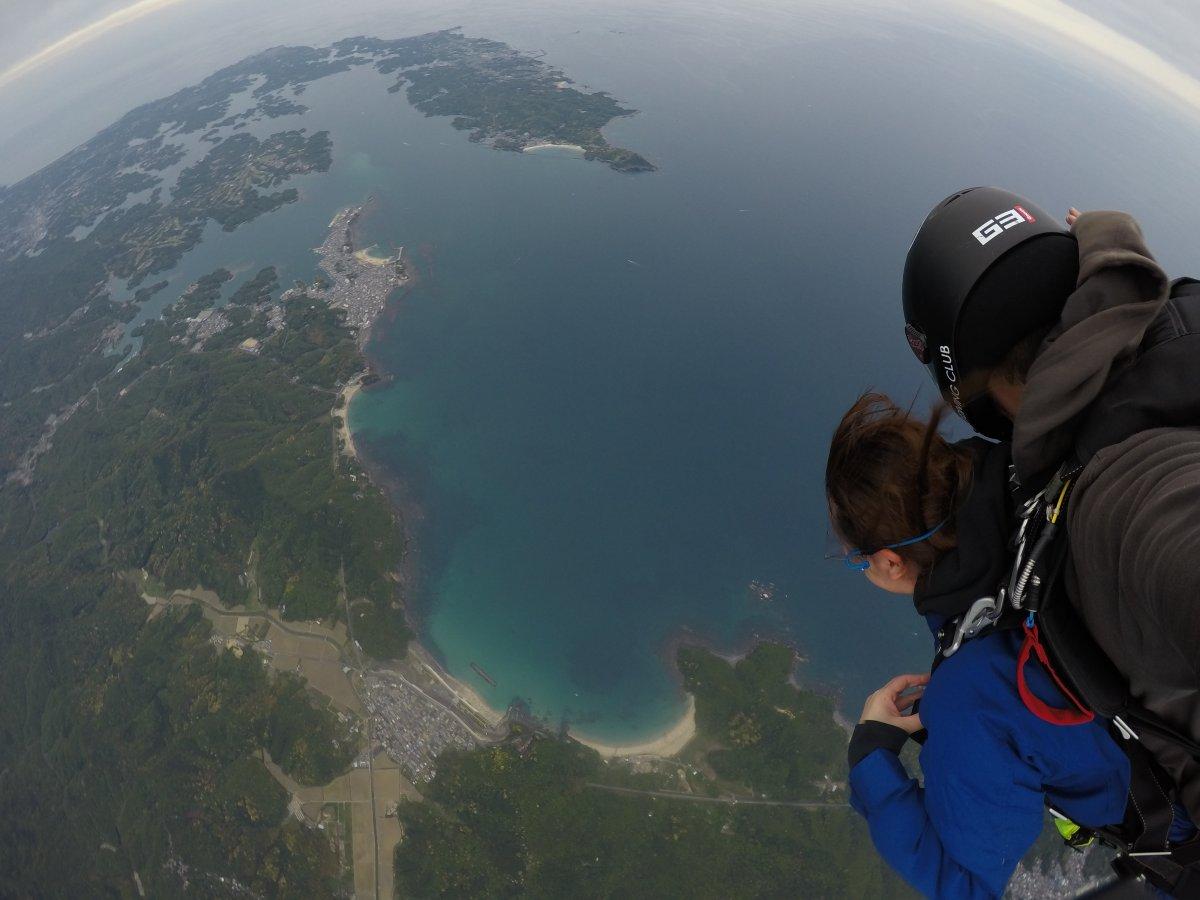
[{"xmin": 290, "ymin": 202, "xmax": 410, "ymax": 344}]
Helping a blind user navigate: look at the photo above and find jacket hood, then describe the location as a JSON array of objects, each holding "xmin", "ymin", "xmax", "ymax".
[
  {"xmin": 913, "ymin": 438, "xmax": 1014, "ymax": 619},
  {"xmin": 1012, "ymin": 211, "xmax": 1170, "ymax": 487}
]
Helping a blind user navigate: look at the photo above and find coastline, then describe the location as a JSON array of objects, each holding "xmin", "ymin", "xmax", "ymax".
[
  {"xmin": 336, "ymin": 375, "xmax": 364, "ymax": 460},
  {"xmin": 406, "ymin": 641, "xmax": 508, "ymax": 729},
  {"xmin": 571, "ymin": 693, "xmax": 697, "ymax": 759}
]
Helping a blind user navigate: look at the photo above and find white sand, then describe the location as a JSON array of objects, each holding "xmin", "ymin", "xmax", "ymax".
[
  {"xmin": 353, "ymin": 245, "xmax": 394, "ymax": 267},
  {"xmin": 337, "ymin": 377, "xmax": 363, "ymax": 459},
  {"xmin": 572, "ymin": 694, "xmax": 697, "ymax": 759},
  {"xmin": 522, "ymin": 142, "xmax": 586, "ymax": 154}
]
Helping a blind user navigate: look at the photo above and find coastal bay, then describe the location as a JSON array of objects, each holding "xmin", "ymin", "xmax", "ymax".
[{"xmin": 573, "ymin": 695, "xmax": 697, "ymax": 758}]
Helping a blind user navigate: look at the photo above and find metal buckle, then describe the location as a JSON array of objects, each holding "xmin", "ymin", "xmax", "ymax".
[{"xmin": 943, "ymin": 596, "xmax": 1000, "ymax": 658}]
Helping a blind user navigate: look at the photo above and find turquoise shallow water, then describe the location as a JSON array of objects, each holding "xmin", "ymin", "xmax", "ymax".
[{"xmin": 21, "ymin": 0, "xmax": 1200, "ymax": 745}]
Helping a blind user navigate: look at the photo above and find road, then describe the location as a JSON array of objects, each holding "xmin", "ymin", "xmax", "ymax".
[
  {"xmin": 584, "ymin": 783, "xmax": 849, "ymax": 810},
  {"xmin": 342, "ymin": 566, "xmax": 380, "ymax": 900},
  {"xmin": 156, "ymin": 588, "xmax": 345, "ymax": 653}
]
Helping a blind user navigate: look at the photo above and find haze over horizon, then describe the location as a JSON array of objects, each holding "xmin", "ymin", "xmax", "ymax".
[{"xmin": 3, "ymin": 0, "xmax": 1200, "ymax": 186}]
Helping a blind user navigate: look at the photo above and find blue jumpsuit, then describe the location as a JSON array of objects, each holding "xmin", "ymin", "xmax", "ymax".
[{"xmin": 849, "ymin": 625, "xmax": 1130, "ymax": 898}]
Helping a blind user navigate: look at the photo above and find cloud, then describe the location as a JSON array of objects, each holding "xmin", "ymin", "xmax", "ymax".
[
  {"xmin": 976, "ymin": 0, "xmax": 1200, "ymax": 113},
  {"xmin": 0, "ymin": 0, "xmax": 189, "ymax": 92}
]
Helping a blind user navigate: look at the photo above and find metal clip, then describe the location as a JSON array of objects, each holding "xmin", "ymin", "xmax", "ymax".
[
  {"xmin": 1113, "ymin": 716, "xmax": 1139, "ymax": 742},
  {"xmin": 943, "ymin": 596, "xmax": 1000, "ymax": 658}
]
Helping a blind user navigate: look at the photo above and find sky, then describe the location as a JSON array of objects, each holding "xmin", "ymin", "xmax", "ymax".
[{"xmin": 1, "ymin": 0, "xmax": 1199, "ymax": 184}]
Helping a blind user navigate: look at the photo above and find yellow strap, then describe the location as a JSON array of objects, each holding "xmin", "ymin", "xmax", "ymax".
[
  {"xmin": 1054, "ymin": 816, "xmax": 1081, "ymax": 841},
  {"xmin": 1048, "ymin": 478, "xmax": 1072, "ymax": 525}
]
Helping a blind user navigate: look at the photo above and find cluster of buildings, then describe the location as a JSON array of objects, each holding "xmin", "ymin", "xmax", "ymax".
[
  {"xmin": 361, "ymin": 671, "xmax": 479, "ymax": 782},
  {"xmin": 312, "ymin": 205, "xmax": 410, "ymax": 341},
  {"xmin": 180, "ymin": 306, "xmax": 230, "ymax": 350}
]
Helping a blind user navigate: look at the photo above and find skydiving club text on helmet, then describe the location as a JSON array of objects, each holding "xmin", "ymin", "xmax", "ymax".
[
  {"xmin": 972, "ymin": 205, "xmax": 1036, "ymax": 245},
  {"xmin": 938, "ymin": 345, "xmax": 966, "ymax": 417}
]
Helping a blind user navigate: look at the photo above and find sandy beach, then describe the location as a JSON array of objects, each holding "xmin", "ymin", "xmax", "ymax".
[
  {"xmin": 337, "ymin": 376, "xmax": 364, "ymax": 459},
  {"xmin": 522, "ymin": 142, "xmax": 586, "ymax": 154},
  {"xmin": 405, "ymin": 642, "xmax": 508, "ymax": 729},
  {"xmin": 572, "ymin": 694, "xmax": 697, "ymax": 759},
  {"xmin": 353, "ymin": 245, "xmax": 394, "ymax": 267}
]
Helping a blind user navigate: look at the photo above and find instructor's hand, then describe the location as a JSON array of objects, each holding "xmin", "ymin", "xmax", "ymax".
[
  {"xmin": 1066, "ymin": 207, "xmax": 1082, "ymax": 227},
  {"xmin": 860, "ymin": 673, "xmax": 929, "ymax": 734}
]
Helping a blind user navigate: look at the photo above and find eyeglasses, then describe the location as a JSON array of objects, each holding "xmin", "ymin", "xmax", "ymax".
[{"xmin": 834, "ymin": 518, "xmax": 949, "ymax": 572}]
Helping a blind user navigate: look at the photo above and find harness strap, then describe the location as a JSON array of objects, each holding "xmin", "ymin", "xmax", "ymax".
[
  {"xmin": 1170, "ymin": 838, "xmax": 1200, "ymax": 868},
  {"xmin": 1121, "ymin": 736, "xmax": 1175, "ymax": 854},
  {"xmin": 1016, "ymin": 619, "xmax": 1094, "ymax": 725}
]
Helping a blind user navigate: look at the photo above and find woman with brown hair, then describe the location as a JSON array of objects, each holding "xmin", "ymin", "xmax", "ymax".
[{"xmin": 825, "ymin": 392, "xmax": 1140, "ymax": 898}]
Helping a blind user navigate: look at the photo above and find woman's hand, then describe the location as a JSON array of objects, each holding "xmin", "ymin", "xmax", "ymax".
[
  {"xmin": 860, "ymin": 673, "xmax": 929, "ymax": 734},
  {"xmin": 1066, "ymin": 207, "xmax": 1082, "ymax": 227}
]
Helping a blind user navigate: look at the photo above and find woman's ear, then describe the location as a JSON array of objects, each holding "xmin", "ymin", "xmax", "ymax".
[
  {"xmin": 874, "ymin": 549, "xmax": 909, "ymax": 582},
  {"xmin": 867, "ymin": 549, "xmax": 920, "ymax": 595}
]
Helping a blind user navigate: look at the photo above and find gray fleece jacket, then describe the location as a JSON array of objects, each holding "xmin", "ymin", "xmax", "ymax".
[{"xmin": 1013, "ymin": 211, "xmax": 1200, "ymax": 818}]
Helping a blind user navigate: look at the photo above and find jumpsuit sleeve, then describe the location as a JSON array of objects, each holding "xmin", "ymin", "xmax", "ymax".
[
  {"xmin": 1062, "ymin": 211, "xmax": 1168, "ymax": 334},
  {"xmin": 849, "ymin": 730, "xmax": 1045, "ymax": 899}
]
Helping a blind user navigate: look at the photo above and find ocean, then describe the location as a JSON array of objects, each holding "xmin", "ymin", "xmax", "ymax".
[{"xmin": 12, "ymin": 0, "xmax": 1200, "ymax": 744}]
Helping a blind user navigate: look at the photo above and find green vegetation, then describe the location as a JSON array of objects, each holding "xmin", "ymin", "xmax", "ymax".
[
  {"xmin": 0, "ymin": 266, "xmax": 398, "ymax": 895},
  {"xmin": 172, "ymin": 129, "xmax": 331, "ymax": 231},
  {"xmin": 229, "ymin": 265, "xmax": 280, "ymax": 305},
  {"xmin": 393, "ymin": 693, "xmax": 910, "ymax": 898},
  {"xmin": 0, "ymin": 594, "xmax": 347, "ymax": 896},
  {"xmin": 61, "ymin": 269, "xmax": 403, "ymax": 622},
  {"xmin": 680, "ymin": 643, "xmax": 847, "ymax": 799},
  {"xmin": 265, "ymin": 673, "xmax": 359, "ymax": 785},
  {"xmin": 351, "ymin": 598, "xmax": 414, "ymax": 660},
  {"xmin": 335, "ymin": 31, "xmax": 655, "ymax": 173}
]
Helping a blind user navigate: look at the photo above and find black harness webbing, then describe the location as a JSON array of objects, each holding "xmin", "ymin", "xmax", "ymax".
[{"xmin": 932, "ymin": 465, "xmax": 1200, "ymax": 896}]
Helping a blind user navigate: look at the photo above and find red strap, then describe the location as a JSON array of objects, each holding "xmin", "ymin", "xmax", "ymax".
[{"xmin": 1017, "ymin": 622, "xmax": 1095, "ymax": 726}]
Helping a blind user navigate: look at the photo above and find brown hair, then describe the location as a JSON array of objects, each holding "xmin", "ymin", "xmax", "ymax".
[{"xmin": 825, "ymin": 392, "xmax": 974, "ymax": 573}]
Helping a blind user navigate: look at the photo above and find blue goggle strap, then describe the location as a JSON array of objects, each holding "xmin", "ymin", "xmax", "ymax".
[{"xmin": 844, "ymin": 517, "xmax": 950, "ymax": 571}]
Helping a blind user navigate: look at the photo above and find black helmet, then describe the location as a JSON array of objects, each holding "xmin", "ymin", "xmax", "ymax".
[{"xmin": 902, "ymin": 187, "xmax": 1078, "ymax": 440}]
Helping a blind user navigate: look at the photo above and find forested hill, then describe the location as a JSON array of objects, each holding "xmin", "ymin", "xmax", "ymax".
[{"xmin": 0, "ymin": 265, "xmax": 404, "ymax": 894}]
